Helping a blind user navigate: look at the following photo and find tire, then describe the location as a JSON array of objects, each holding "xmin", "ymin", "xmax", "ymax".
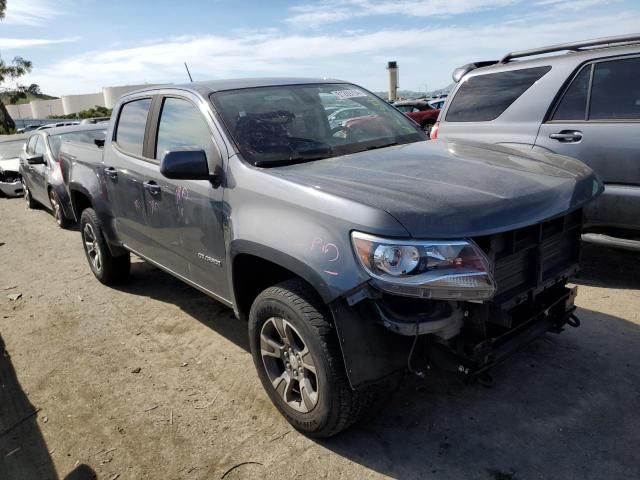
[
  {"xmin": 49, "ymin": 189, "xmax": 71, "ymax": 229},
  {"xmin": 249, "ymin": 278, "xmax": 376, "ymax": 438},
  {"xmin": 422, "ymin": 122, "xmax": 434, "ymax": 138},
  {"xmin": 23, "ymin": 178, "xmax": 37, "ymax": 209},
  {"xmin": 80, "ymin": 208, "xmax": 130, "ymax": 285}
]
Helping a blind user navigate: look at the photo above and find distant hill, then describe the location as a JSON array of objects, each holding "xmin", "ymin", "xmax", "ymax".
[{"xmin": 1, "ymin": 91, "xmax": 58, "ymax": 105}]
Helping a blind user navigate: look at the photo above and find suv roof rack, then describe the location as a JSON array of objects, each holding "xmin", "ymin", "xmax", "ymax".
[{"xmin": 500, "ymin": 33, "xmax": 640, "ymax": 63}]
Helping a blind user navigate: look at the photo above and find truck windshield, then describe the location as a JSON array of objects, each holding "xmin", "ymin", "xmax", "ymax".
[
  {"xmin": 210, "ymin": 83, "xmax": 424, "ymax": 166},
  {"xmin": 0, "ymin": 140, "xmax": 25, "ymax": 160}
]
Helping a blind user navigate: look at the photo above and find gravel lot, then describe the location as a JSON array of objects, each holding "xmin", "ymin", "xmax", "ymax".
[{"xmin": 1, "ymin": 196, "xmax": 639, "ymax": 480}]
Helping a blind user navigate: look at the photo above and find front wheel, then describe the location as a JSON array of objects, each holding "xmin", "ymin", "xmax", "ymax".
[
  {"xmin": 80, "ymin": 208, "xmax": 130, "ymax": 285},
  {"xmin": 249, "ymin": 279, "xmax": 375, "ymax": 437}
]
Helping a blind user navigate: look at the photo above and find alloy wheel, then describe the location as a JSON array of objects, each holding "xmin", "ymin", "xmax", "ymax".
[
  {"xmin": 260, "ymin": 317, "xmax": 319, "ymax": 413},
  {"xmin": 23, "ymin": 180, "xmax": 30, "ymax": 206},
  {"xmin": 49, "ymin": 191, "xmax": 62, "ymax": 225},
  {"xmin": 83, "ymin": 223, "xmax": 102, "ymax": 273}
]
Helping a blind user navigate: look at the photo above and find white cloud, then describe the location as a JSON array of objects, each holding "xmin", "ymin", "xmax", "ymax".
[
  {"xmin": 1, "ymin": 0, "xmax": 68, "ymax": 26},
  {"xmin": 22, "ymin": 8, "xmax": 640, "ymax": 96},
  {"xmin": 287, "ymin": 0, "xmax": 517, "ymax": 26},
  {"xmin": 0, "ymin": 37, "xmax": 78, "ymax": 50}
]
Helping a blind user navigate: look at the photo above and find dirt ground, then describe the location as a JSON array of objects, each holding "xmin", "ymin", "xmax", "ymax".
[{"xmin": 0, "ymin": 196, "xmax": 639, "ymax": 480}]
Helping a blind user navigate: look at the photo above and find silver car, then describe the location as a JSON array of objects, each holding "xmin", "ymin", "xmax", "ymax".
[{"xmin": 434, "ymin": 34, "xmax": 640, "ymax": 249}]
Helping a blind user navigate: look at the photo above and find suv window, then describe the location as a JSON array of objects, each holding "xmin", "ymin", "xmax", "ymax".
[
  {"xmin": 115, "ymin": 98, "xmax": 152, "ymax": 156},
  {"xmin": 155, "ymin": 97, "xmax": 215, "ymax": 160},
  {"xmin": 552, "ymin": 66, "xmax": 591, "ymax": 121},
  {"xmin": 590, "ymin": 57, "xmax": 640, "ymax": 120},
  {"xmin": 446, "ymin": 66, "xmax": 551, "ymax": 122}
]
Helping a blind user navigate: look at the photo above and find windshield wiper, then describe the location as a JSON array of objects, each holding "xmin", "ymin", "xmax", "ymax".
[
  {"xmin": 254, "ymin": 154, "xmax": 332, "ymax": 167},
  {"xmin": 364, "ymin": 142, "xmax": 398, "ymax": 151}
]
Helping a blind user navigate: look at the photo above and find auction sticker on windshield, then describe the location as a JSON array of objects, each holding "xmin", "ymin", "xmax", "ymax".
[{"xmin": 331, "ymin": 89, "xmax": 368, "ymax": 99}]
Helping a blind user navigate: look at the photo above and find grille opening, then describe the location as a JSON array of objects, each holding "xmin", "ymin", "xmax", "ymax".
[{"xmin": 475, "ymin": 210, "xmax": 582, "ymax": 303}]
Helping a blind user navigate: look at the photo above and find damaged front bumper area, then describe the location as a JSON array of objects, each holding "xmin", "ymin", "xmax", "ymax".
[
  {"xmin": 332, "ymin": 209, "xmax": 583, "ymax": 388},
  {"xmin": 0, "ymin": 170, "xmax": 23, "ymax": 197}
]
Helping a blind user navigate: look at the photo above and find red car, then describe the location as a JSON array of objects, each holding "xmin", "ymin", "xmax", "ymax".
[{"xmin": 393, "ymin": 100, "xmax": 440, "ymax": 136}]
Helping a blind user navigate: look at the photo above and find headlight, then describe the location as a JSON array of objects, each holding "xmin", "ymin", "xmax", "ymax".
[{"xmin": 351, "ymin": 231, "xmax": 496, "ymax": 300}]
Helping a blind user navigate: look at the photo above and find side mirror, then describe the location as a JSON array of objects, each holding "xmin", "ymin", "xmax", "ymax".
[
  {"xmin": 94, "ymin": 139, "xmax": 105, "ymax": 148},
  {"xmin": 26, "ymin": 154, "xmax": 45, "ymax": 165},
  {"xmin": 160, "ymin": 149, "xmax": 211, "ymax": 180}
]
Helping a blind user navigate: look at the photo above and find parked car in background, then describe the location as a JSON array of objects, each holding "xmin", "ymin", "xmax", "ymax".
[
  {"xmin": 433, "ymin": 33, "xmax": 640, "ymax": 250},
  {"xmin": 64, "ymin": 78, "xmax": 601, "ymax": 437},
  {"xmin": 393, "ymin": 100, "xmax": 440, "ymax": 135},
  {"xmin": 16, "ymin": 124, "xmax": 40, "ymax": 134},
  {"xmin": 36, "ymin": 122, "xmax": 80, "ymax": 131},
  {"xmin": 428, "ymin": 98, "xmax": 447, "ymax": 110},
  {"xmin": 327, "ymin": 106, "xmax": 370, "ymax": 129},
  {"xmin": 80, "ymin": 117, "xmax": 111, "ymax": 125},
  {"xmin": 19, "ymin": 125, "xmax": 107, "ymax": 227},
  {"xmin": 0, "ymin": 133, "xmax": 28, "ymax": 197}
]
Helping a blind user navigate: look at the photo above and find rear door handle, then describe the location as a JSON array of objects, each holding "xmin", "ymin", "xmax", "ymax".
[
  {"xmin": 143, "ymin": 180, "xmax": 161, "ymax": 196},
  {"xmin": 549, "ymin": 130, "xmax": 583, "ymax": 142},
  {"xmin": 104, "ymin": 167, "xmax": 118, "ymax": 180}
]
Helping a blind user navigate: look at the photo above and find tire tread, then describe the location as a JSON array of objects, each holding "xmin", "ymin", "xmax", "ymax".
[{"xmin": 252, "ymin": 279, "xmax": 376, "ymax": 437}]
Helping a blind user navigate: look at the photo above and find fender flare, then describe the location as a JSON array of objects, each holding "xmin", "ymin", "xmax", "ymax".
[{"xmin": 228, "ymin": 239, "xmax": 334, "ymax": 305}]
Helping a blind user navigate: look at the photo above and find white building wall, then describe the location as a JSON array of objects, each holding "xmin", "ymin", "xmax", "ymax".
[
  {"xmin": 103, "ymin": 84, "xmax": 160, "ymax": 108},
  {"xmin": 6, "ymin": 104, "xmax": 30, "ymax": 120},
  {"xmin": 30, "ymin": 98, "xmax": 65, "ymax": 118},
  {"xmin": 61, "ymin": 93, "xmax": 106, "ymax": 115}
]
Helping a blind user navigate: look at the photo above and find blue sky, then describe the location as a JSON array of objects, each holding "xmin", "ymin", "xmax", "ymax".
[{"xmin": 1, "ymin": 0, "xmax": 639, "ymax": 96}]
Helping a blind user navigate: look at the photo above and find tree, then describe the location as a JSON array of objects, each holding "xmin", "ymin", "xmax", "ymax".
[
  {"xmin": 52, "ymin": 105, "xmax": 112, "ymax": 120},
  {"xmin": 0, "ymin": 1, "xmax": 33, "ymax": 134}
]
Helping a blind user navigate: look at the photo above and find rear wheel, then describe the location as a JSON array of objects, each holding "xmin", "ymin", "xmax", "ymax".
[
  {"xmin": 422, "ymin": 122, "xmax": 434, "ymax": 138},
  {"xmin": 80, "ymin": 208, "xmax": 130, "ymax": 285},
  {"xmin": 23, "ymin": 179, "xmax": 37, "ymax": 208},
  {"xmin": 249, "ymin": 279, "xmax": 376, "ymax": 437},
  {"xmin": 49, "ymin": 189, "xmax": 71, "ymax": 228}
]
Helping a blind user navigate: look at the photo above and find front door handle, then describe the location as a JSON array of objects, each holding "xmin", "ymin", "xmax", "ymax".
[
  {"xmin": 549, "ymin": 130, "xmax": 583, "ymax": 143},
  {"xmin": 104, "ymin": 167, "xmax": 118, "ymax": 180},
  {"xmin": 143, "ymin": 180, "xmax": 161, "ymax": 196}
]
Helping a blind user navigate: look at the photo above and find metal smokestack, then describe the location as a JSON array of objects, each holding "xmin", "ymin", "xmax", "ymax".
[{"xmin": 387, "ymin": 61, "xmax": 398, "ymax": 101}]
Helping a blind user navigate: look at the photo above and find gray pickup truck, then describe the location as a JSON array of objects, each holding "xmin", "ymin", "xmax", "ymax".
[{"xmin": 61, "ymin": 78, "xmax": 602, "ymax": 437}]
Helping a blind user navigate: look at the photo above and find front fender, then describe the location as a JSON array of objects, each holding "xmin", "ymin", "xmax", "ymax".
[{"xmin": 229, "ymin": 240, "xmax": 337, "ymax": 304}]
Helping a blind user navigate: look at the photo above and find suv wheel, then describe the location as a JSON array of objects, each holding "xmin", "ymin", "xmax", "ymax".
[
  {"xmin": 49, "ymin": 190, "xmax": 71, "ymax": 228},
  {"xmin": 23, "ymin": 179, "xmax": 37, "ymax": 208},
  {"xmin": 249, "ymin": 279, "xmax": 375, "ymax": 437},
  {"xmin": 80, "ymin": 208, "xmax": 130, "ymax": 285}
]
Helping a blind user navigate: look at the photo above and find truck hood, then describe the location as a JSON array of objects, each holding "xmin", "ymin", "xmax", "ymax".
[
  {"xmin": 0, "ymin": 157, "xmax": 20, "ymax": 173},
  {"xmin": 268, "ymin": 139, "xmax": 602, "ymax": 238}
]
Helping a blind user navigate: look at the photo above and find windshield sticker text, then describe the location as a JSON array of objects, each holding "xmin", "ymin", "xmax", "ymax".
[{"xmin": 331, "ymin": 89, "xmax": 367, "ymax": 99}]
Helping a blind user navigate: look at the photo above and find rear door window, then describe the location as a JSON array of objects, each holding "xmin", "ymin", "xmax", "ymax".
[
  {"xmin": 446, "ymin": 66, "xmax": 551, "ymax": 122},
  {"xmin": 552, "ymin": 66, "xmax": 591, "ymax": 121},
  {"xmin": 115, "ymin": 98, "xmax": 152, "ymax": 156},
  {"xmin": 589, "ymin": 57, "xmax": 640, "ymax": 120}
]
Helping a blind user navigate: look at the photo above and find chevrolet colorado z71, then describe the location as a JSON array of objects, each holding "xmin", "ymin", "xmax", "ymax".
[{"xmin": 62, "ymin": 78, "xmax": 602, "ymax": 437}]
